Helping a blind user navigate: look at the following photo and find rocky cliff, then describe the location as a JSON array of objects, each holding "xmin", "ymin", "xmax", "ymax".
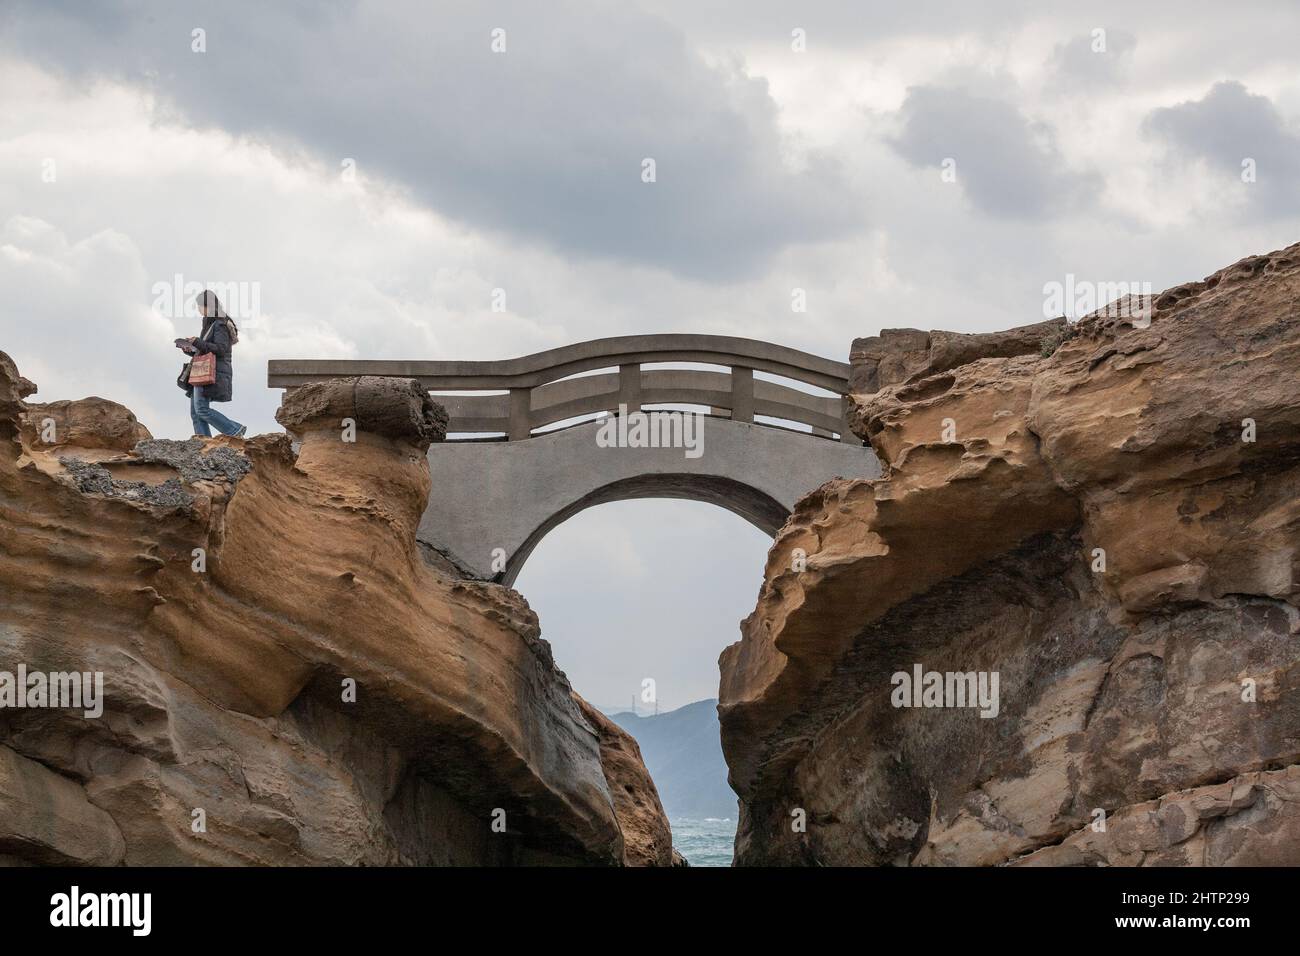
[
  {"xmin": 719, "ymin": 242, "xmax": 1300, "ymax": 865},
  {"xmin": 0, "ymin": 364, "xmax": 671, "ymax": 866}
]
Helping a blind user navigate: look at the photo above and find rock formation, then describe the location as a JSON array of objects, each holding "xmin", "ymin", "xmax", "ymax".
[
  {"xmin": 0, "ymin": 360, "xmax": 672, "ymax": 866},
  {"xmin": 720, "ymin": 242, "xmax": 1300, "ymax": 865},
  {"xmin": 848, "ymin": 317, "xmax": 1067, "ymax": 395}
]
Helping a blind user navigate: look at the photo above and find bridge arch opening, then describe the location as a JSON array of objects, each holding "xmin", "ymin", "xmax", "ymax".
[{"xmin": 501, "ymin": 472, "xmax": 787, "ymax": 587}]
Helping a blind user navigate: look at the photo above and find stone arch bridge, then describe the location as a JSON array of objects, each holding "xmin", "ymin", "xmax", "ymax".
[{"xmin": 269, "ymin": 335, "xmax": 880, "ymax": 583}]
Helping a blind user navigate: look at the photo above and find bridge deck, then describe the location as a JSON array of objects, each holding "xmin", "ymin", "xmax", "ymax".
[{"xmin": 268, "ymin": 334, "xmax": 858, "ymax": 442}]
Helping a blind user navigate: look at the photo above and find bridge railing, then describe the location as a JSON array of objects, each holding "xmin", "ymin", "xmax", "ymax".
[{"xmin": 267, "ymin": 334, "xmax": 859, "ymax": 443}]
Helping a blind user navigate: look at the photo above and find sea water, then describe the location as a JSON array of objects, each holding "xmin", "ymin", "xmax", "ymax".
[{"xmin": 670, "ymin": 817, "xmax": 735, "ymax": 867}]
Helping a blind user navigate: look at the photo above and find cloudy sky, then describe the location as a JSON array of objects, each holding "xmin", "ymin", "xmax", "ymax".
[{"xmin": 3, "ymin": 0, "xmax": 1297, "ymax": 712}]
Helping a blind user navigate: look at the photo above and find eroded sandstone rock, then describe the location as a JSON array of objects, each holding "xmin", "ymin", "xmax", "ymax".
[
  {"xmin": 721, "ymin": 242, "xmax": 1300, "ymax": 866},
  {"xmin": 275, "ymin": 374, "xmax": 448, "ymax": 446},
  {"xmin": 848, "ymin": 319, "xmax": 1066, "ymax": 394},
  {"xmin": 1014, "ymin": 765, "xmax": 1300, "ymax": 867},
  {"xmin": 0, "ymin": 744, "xmax": 125, "ymax": 866},
  {"xmin": 575, "ymin": 695, "xmax": 674, "ymax": 866},
  {"xmin": 0, "ymin": 365, "xmax": 670, "ymax": 865},
  {"xmin": 21, "ymin": 396, "xmax": 151, "ymax": 453}
]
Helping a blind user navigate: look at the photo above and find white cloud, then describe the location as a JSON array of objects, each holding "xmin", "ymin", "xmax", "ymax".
[{"xmin": 0, "ymin": 216, "xmax": 177, "ymax": 428}]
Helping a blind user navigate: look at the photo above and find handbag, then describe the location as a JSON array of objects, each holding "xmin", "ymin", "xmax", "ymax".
[
  {"xmin": 178, "ymin": 319, "xmax": 221, "ymax": 389},
  {"xmin": 188, "ymin": 352, "xmax": 217, "ymax": 386}
]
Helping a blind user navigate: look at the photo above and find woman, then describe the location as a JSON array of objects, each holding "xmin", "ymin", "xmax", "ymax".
[{"xmin": 178, "ymin": 290, "xmax": 247, "ymax": 438}]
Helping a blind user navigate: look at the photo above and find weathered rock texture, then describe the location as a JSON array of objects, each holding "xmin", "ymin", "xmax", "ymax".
[
  {"xmin": 574, "ymin": 695, "xmax": 674, "ymax": 866},
  {"xmin": 720, "ymin": 243, "xmax": 1300, "ymax": 866},
  {"xmin": 848, "ymin": 318, "xmax": 1066, "ymax": 395},
  {"xmin": 0, "ymin": 359, "xmax": 670, "ymax": 866}
]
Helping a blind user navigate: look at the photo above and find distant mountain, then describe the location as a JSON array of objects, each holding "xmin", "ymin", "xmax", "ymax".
[{"xmin": 611, "ymin": 699, "xmax": 737, "ymax": 819}]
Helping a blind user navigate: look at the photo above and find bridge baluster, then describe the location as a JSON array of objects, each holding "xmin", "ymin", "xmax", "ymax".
[
  {"xmin": 730, "ymin": 367, "xmax": 755, "ymax": 423},
  {"xmin": 618, "ymin": 363, "xmax": 641, "ymax": 414},
  {"xmin": 508, "ymin": 388, "xmax": 531, "ymax": 441}
]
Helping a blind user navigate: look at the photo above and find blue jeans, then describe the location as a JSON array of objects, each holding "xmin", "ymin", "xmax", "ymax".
[{"xmin": 190, "ymin": 385, "xmax": 244, "ymax": 437}]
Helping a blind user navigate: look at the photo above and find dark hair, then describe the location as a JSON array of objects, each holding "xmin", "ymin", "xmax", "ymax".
[{"xmin": 195, "ymin": 290, "xmax": 228, "ymax": 321}]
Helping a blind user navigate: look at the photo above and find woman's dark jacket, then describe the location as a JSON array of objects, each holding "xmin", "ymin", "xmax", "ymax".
[{"xmin": 184, "ymin": 317, "xmax": 235, "ymax": 403}]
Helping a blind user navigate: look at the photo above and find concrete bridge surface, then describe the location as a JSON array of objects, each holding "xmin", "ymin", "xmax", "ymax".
[{"xmin": 269, "ymin": 335, "xmax": 881, "ymax": 582}]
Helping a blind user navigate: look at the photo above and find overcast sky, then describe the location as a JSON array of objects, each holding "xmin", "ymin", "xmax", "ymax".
[{"xmin": 3, "ymin": 1, "xmax": 1297, "ymax": 711}]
